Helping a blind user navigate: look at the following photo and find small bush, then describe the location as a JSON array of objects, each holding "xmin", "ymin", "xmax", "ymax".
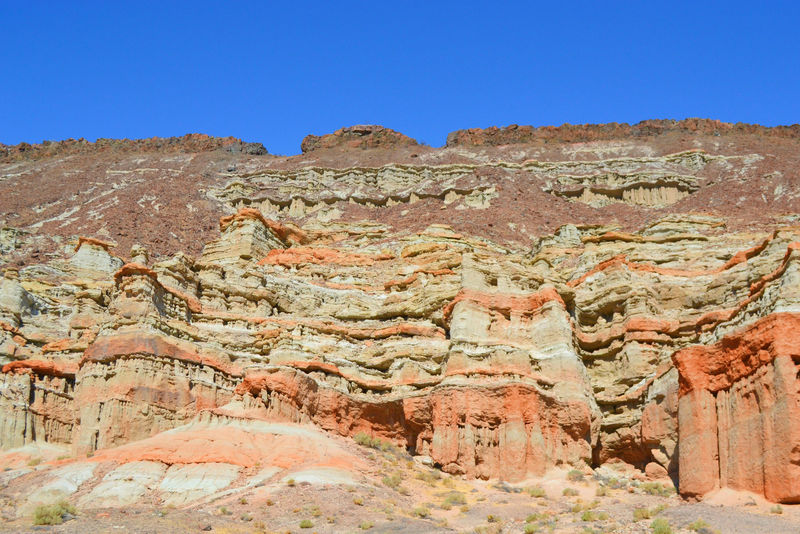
[
  {"xmin": 567, "ymin": 469, "xmax": 585, "ymax": 482},
  {"xmin": 299, "ymin": 519, "xmax": 313, "ymax": 528},
  {"xmin": 413, "ymin": 506, "xmax": 430, "ymax": 518},
  {"xmin": 688, "ymin": 519, "xmax": 710, "ymax": 531},
  {"xmin": 239, "ymin": 497, "xmax": 248, "ymax": 505},
  {"xmin": 651, "ymin": 518, "xmax": 672, "ymax": 534},
  {"xmin": 633, "ymin": 503, "xmax": 667, "ymax": 521},
  {"xmin": 486, "ymin": 514, "xmax": 500, "ymax": 523},
  {"xmin": 526, "ymin": 512, "xmax": 547, "ymax": 522},
  {"xmin": 581, "ymin": 510, "xmax": 597, "ymax": 521},
  {"xmin": 415, "ymin": 470, "xmax": 441, "ymax": 486},
  {"xmin": 563, "ymin": 487, "xmax": 579, "ymax": 496},
  {"xmin": 442, "ymin": 491, "xmax": 467, "ymax": 508},
  {"xmin": 353, "ymin": 432, "xmax": 396, "ymax": 452},
  {"xmin": 524, "ymin": 524, "xmax": 538, "ymax": 534},
  {"xmin": 27, "ymin": 458, "xmax": 42, "ymax": 467},
  {"xmin": 770, "ymin": 504, "xmax": 783, "ymax": 514},
  {"xmin": 219, "ymin": 506, "xmax": 232, "ymax": 516},
  {"xmin": 286, "ymin": 478, "xmax": 295, "ymax": 487},
  {"xmin": 595, "ymin": 485, "xmax": 609, "ymax": 497},
  {"xmin": 353, "ymin": 497, "xmax": 364, "ymax": 506},
  {"xmin": 265, "ymin": 499, "xmax": 274, "ymax": 506},
  {"xmin": 641, "ymin": 482, "xmax": 674, "ymax": 497},
  {"xmin": 32, "ymin": 501, "xmax": 76, "ymax": 526},
  {"xmin": 240, "ymin": 513, "xmax": 252, "ymax": 522},
  {"xmin": 359, "ymin": 520, "xmax": 374, "ymax": 530},
  {"xmin": 526, "ymin": 486, "xmax": 547, "ymax": 498},
  {"xmin": 382, "ymin": 473, "xmax": 402, "ymax": 490}
]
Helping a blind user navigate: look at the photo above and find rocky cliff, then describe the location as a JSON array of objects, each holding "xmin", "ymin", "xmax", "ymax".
[{"xmin": 1, "ymin": 121, "xmax": 800, "ymax": 517}]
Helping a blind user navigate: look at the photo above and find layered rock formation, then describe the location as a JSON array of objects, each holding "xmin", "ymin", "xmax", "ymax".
[{"xmin": 2, "ymin": 120, "xmax": 800, "ymax": 506}]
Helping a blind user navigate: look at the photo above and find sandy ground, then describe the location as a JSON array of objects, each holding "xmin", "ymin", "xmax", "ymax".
[{"xmin": 2, "ymin": 445, "xmax": 799, "ymax": 534}]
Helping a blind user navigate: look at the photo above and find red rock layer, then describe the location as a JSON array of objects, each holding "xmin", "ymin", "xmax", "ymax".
[
  {"xmin": 301, "ymin": 125, "xmax": 419, "ymax": 153},
  {"xmin": 235, "ymin": 367, "xmax": 592, "ymax": 481},
  {"xmin": 673, "ymin": 313, "xmax": 800, "ymax": 502}
]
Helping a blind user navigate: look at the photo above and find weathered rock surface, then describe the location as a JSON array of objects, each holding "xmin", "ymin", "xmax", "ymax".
[
  {"xmin": 301, "ymin": 124, "xmax": 419, "ymax": 153},
  {"xmin": 2, "ymin": 120, "xmax": 800, "ymax": 508}
]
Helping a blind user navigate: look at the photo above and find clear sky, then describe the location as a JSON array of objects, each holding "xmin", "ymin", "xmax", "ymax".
[{"xmin": 2, "ymin": 1, "xmax": 799, "ymax": 155}]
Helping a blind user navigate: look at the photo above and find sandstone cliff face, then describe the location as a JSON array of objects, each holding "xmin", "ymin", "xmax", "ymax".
[{"xmin": 2, "ymin": 121, "xmax": 800, "ymax": 505}]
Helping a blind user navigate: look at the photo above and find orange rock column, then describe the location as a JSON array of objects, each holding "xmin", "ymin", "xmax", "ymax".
[
  {"xmin": 674, "ymin": 313, "xmax": 800, "ymax": 503},
  {"xmin": 677, "ymin": 388, "xmax": 719, "ymax": 497}
]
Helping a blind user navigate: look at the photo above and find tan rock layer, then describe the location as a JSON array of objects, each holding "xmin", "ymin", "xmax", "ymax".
[{"xmin": 2, "ymin": 209, "xmax": 800, "ymax": 503}]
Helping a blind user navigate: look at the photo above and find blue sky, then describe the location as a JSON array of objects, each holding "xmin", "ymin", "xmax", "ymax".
[{"xmin": 2, "ymin": 1, "xmax": 799, "ymax": 155}]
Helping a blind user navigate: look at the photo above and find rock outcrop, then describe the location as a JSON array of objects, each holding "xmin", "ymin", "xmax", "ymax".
[
  {"xmin": 301, "ymin": 125, "xmax": 419, "ymax": 153},
  {"xmin": 445, "ymin": 119, "xmax": 800, "ymax": 147},
  {"xmin": 2, "ymin": 120, "xmax": 800, "ymax": 507}
]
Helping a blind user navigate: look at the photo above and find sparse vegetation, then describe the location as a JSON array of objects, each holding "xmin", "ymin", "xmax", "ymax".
[
  {"xmin": 526, "ymin": 485, "xmax": 547, "ymax": 498},
  {"xmin": 581, "ymin": 510, "xmax": 596, "ymax": 521},
  {"xmin": 33, "ymin": 501, "xmax": 76, "ymax": 526},
  {"xmin": 770, "ymin": 504, "xmax": 783, "ymax": 514},
  {"xmin": 240, "ymin": 513, "xmax": 252, "ymax": 522},
  {"xmin": 440, "ymin": 491, "xmax": 467, "ymax": 509},
  {"xmin": 650, "ymin": 517, "xmax": 673, "ymax": 534},
  {"xmin": 567, "ymin": 469, "xmax": 585, "ymax": 482},
  {"xmin": 688, "ymin": 519, "xmax": 710, "ymax": 531},
  {"xmin": 641, "ymin": 482, "xmax": 674, "ymax": 496},
  {"xmin": 524, "ymin": 524, "xmax": 538, "ymax": 534},
  {"xmin": 353, "ymin": 432, "xmax": 401, "ymax": 455},
  {"xmin": 606, "ymin": 477, "xmax": 626, "ymax": 489},
  {"xmin": 563, "ymin": 487, "xmax": 579, "ymax": 496},
  {"xmin": 27, "ymin": 457, "xmax": 42, "ymax": 467},
  {"xmin": 382, "ymin": 473, "xmax": 402, "ymax": 490},
  {"xmin": 634, "ymin": 504, "xmax": 666, "ymax": 521},
  {"xmin": 526, "ymin": 512, "xmax": 547, "ymax": 522},
  {"xmin": 286, "ymin": 478, "xmax": 295, "ymax": 487},
  {"xmin": 219, "ymin": 506, "xmax": 232, "ymax": 516},
  {"xmin": 353, "ymin": 497, "xmax": 364, "ymax": 506},
  {"xmin": 239, "ymin": 497, "xmax": 248, "ymax": 505},
  {"xmin": 413, "ymin": 506, "xmax": 430, "ymax": 518},
  {"xmin": 486, "ymin": 514, "xmax": 500, "ymax": 523},
  {"xmin": 415, "ymin": 470, "xmax": 442, "ymax": 486},
  {"xmin": 595, "ymin": 485, "xmax": 609, "ymax": 497},
  {"xmin": 299, "ymin": 519, "xmax": 314, "ymax": 528},
  {"xmin": 359, "ymin": 520, "xmax": 374, "ymax": 530}
]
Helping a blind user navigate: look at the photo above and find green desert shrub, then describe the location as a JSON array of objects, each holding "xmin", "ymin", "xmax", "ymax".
[
  {"xmin": 33, "ymin": 501, "xmax": 76, "ymax": 526},
  {"xmin": 413, "ymin": 506, "xmax": 430, "ymax": 518},
  {"xmin": 650, "ymin": 517, "xmax": 673, "ymax": 534},
  {"xmin": 688, "ymin": 519, "xmax": 710, "ymax": 531},
  {"xmin": 526, "ymin": 486, "xmax": 547, "ymax": 498}
]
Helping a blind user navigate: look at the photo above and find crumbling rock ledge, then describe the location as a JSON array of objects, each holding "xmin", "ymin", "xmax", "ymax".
[
  {"xmin": 301, "ymin": 124, "xmax": 420, "ymax": 153},
  {"xmin": 0, "ymin": 133, "xmax": 267, "ymax": 162},
  {"xmin": 446, "ymin": 118, "xmax": 800, "ymax": 147}
]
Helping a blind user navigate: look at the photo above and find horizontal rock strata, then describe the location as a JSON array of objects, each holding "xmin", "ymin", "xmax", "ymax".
[{"xmin": 2, "ymin": 205, "xmax": 799, "ymax": 502}]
